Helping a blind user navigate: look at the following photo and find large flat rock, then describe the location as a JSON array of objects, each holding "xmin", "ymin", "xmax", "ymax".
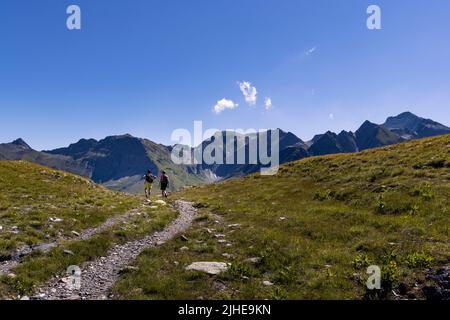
[{"xmin": 185, "ymin": 262, "xmax": 229, "ymax": 275}]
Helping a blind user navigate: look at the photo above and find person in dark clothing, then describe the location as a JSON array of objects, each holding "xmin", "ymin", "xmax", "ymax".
[{"xmin": 159, "ymin": 171, "xmax": 170, "ymax": 198}]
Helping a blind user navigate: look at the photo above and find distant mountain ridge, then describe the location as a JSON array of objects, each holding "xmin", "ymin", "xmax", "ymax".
[
  {"xmin": 307, "ymin": 112, "xmax": 450, "ymax": 156},
  {"xmin": 1, "ymin": 112, "xmax": 449, "ymax": 193},
  {"xmin": 45, "ymin": 134, "xmax": 208, "ymax": 193},
  {"xmin": 383, "ymin": 111, "xmax": 450, "ymax": 139},
  {"xmin": 0, "ymin": 138, "xmax": 91, "ymax": 177}
]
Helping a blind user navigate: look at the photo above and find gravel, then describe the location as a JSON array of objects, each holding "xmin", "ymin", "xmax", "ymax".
[
  {"xmin": 0, "ymin": 206, "xmax": 146, "ymax": 275},
  {"xmin": 34, "ymin": 200, "xmax": 197, "ymax": 300}
]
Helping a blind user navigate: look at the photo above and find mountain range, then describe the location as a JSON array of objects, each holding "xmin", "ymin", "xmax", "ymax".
[{"xmin": 1, "ymin": 112, "xmax": 449, "ymax": 193}]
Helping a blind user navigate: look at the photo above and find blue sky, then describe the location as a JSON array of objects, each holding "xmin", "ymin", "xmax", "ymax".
[{"xmin": 1, "ymin": 0, "xmax": 449, "ymax": 150}]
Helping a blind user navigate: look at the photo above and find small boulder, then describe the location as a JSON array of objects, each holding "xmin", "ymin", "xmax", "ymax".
[
  {"xmin": 119, "ymin": 266, "xmax": 139, "ymax": 274},
  {"xmin": 60, "ymin": 277, "xmax": 69, "ymax": 284},
  {"xmin": 154, "ymin": 200, "xmax": 167, "ymax": 206},
  {"xmin": 185, "ymin": 262, "xmax": 229, "ymax": 275},
  {"xmin": 244, "ymin": 257, "xmax": 262, "ymax": 264},
  {"xmin": 263, "ymin": 281, "xmax": 274, "ymax": 286}
]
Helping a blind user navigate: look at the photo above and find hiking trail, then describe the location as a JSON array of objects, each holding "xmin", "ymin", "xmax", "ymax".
[
  {"xmin": 33, "ymin": 200, "xmax": 197, "ymax": 300},
  {"xmin": 0, "ymin": 206, "xmax": 147, "ymax": 275}
]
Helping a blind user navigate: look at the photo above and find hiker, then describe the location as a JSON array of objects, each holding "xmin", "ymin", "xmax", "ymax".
[
  {"xmin": 143, "ymin": 170, "xmax": 157, "ymax": 199},
  {"xmin": 160, "ymin": 170, "xmax": 170, "ymax": 198}
]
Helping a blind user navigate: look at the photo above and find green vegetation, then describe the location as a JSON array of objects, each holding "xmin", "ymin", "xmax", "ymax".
[
  {"xmin": 0, "ymin": 204, "xmax": 176, "ymax": 297},
  {"xmin": 0, "ymin": 161, "xmax": 141, "ymax": 259},
  {"xmin": 1, "ymin": 135, "xmax": 448, "ymax": 300},
  {"xmin": 0, "ymin": 160, "xmax": 178, "ymax": 298},
  {"xmin": 404, "ymin": 252, "xmax": 434, "ymax": 269},
  {"xmin": 113, "ymin": 135, "xmax": 449, "ymax": 300}
]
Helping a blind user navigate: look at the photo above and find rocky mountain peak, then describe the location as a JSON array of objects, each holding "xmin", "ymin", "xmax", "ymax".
[{"xmin": 11, "ymin": 138, "xmax": 31, "ymax": 149}]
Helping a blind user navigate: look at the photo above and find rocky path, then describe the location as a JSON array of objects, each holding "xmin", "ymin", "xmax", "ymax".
[
  {"xmin": 0, "ymin": 206, "xmax": 146, "ymax": 275},
  {"xmin": 33, "ymin": 200, "xmax": 197, "ymax": 300}
]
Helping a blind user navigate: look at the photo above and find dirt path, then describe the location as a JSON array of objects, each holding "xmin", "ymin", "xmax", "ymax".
[
  {"xmin": 0, "ymin": 206, "xmax": 146, "ymax": 275},
  {"xmin": 33, "ymin": 200, "xmax": 197, "ymax": 300}
]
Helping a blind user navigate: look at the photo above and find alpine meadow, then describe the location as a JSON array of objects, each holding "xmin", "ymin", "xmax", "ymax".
[{"xmin": 0, "ymin": 0, "xmax": 449, "ymax": 310}]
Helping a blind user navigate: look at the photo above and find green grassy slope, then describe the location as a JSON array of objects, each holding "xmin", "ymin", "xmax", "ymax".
[
  {"xmin": 113, "ymin": 135, "xmax": 449, "ymax": 300},
  {"xmin": 0, "ymin": 144, "xmax": 90, "ymax": 178},
  {"xmin": 0, "ymin": 160, "xmax": 178, "ymax": 298},
  {"xmin": 0, "ymin": 160, "xmax": 140, "ymax": 259}
]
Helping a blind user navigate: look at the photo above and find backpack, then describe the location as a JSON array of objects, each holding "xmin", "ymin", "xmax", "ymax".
[{"xmin": 145, "ymin": 174, "xmax": 154, "ymax": 183}]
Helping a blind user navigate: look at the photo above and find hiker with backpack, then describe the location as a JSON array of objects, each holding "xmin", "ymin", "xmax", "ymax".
[
  {"xmin": 160, "ymin": 171, "xmax": 170, "ymax": 198},
  {"xmin": 143, "ymin": 170, "xmax": 157, "ymax": 199}
]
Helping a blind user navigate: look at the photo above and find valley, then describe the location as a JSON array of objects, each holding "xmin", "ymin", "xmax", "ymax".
[
  {"xmin": 1, "ymin": 112, "xmax": 449, "ymax": 194},
  {"xmin": 0, "ymin": 134, "xmax": 448, "ymax": 300},
  {"xmin": 2, "ymin": 0, "xmax": 450, "ymax": 306},
  {"xmin": 112, "ymin": 134, "xmax": 450, "ymax": 300}
]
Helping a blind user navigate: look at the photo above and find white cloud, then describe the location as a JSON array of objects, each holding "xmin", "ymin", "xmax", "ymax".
[
  {"xmin": 306, "ymin": 46, "xmax": 317, "ymax": 56},
  {"xmin": 329, "ymin": 113, "xmax": 335, "ymax": 120},
  {"xmin": 264, "ymin": 97, "xmax": 273, "ymax": 110},
  {"xmin": 238, "ymin": 81, "xmax": 258, "ymax": 106},
  {"xmin": 213, "ymin": 98, "xmax": 238, "ymax": 114}
]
